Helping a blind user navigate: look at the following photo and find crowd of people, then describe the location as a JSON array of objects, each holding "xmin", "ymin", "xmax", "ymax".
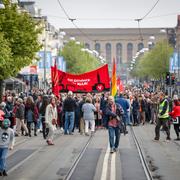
[{"xmin": 0, "ymin": 87, "xmax": 180, "ymax": 175}]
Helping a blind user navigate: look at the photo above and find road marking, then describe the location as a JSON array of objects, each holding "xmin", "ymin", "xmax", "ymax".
[
  {"xmin": 111, "ymin": 152, "xmax": 116, "ymax": 180},
  {"xmin": 101, "ymin": 146, "xmax": 110, "ymax": 180}
]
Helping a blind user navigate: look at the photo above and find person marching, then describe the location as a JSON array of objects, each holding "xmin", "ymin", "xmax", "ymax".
[
  {"xmin": 63, "ymin": 91, "xmax": 77, "ymax": 135},
  {"xmin": 45, "ymin": 96, "xmax": 57, "ymax": 145},
  {"xmin": 0, "ymin": 119, "xmax": 14, "ymax": 176},
  {"xmin": 154, "ymin": 92, "xmax": 171, "ymax": 141},
  {"xmin": 169, "ymin": 98, "xmax": 180, "ymax": 140},
  {"xmin": 25, "ymin": 96, "xmax": 39, "ymax": 137},
  {"xmin": 82, "ymin": 97, "xmax": 96, "ymax": 136}
]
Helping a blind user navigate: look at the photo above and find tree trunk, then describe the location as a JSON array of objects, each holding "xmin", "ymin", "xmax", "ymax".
[{"xmin": 0, "ymin": 80, "xmax": 4, "ymax": 103}]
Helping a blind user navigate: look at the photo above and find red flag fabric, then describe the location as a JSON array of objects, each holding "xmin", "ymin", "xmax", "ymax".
[
  {"xmin": 51, "ymin": 59, "xmax": 59, "ymax": 96},
  {"xmin": 117, "ymin": 76, "xmax": 124, "ymax": 93}
]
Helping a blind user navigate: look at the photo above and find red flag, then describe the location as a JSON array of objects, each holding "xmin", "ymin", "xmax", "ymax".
[
  {"xmin": 51, "ymin": 59, "xmax": 59, "ymax": 96},
  {"xmin": 117, "ymin": 76, "xmax": 124, "ymax": 93}
]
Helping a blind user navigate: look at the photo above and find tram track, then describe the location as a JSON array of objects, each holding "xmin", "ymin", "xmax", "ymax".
[
  {"xmin": 63, "ymin": 135, "xmax": 93, "ymax": 180},
  {"xmin": 130, "ymin": 126, "xmax": 154, "ymax": 180}
]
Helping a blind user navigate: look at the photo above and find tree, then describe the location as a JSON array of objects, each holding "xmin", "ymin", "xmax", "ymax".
[
  {"xmin": 61, "ymin": 41, "xmax": 101, "ymax": 74},
  {"xmin": 132, "ymin": 40, "xmax": 173, "ymax": 80},
  {"xmin": 0, "ymin": 32, "xmax": 12, "ymax": 98},
  {"xmin": 0, "ymin": 0, "xmax": 42, "ymax": 100}
]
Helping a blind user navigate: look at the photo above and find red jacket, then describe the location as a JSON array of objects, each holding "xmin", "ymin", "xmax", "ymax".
[
  {"xmin": 169, "ymin": 106, "xmax": 180, "ymax": 119},
  {"xmin": 0, "ymin": 110, "xmax": 5, "ymax": 121}
]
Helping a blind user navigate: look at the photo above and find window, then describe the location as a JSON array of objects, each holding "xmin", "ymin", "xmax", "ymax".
[
  {"xmin": 106, "ymin": 43, "xmax": 111, "ymax": 63},
  {"xmin": 127, "ymin": 43, "xmax": 133, "ymax": 61},
  {"xmin": 138, "ymin": 43, "xmax": 144, "ymax": 51},
  {"xmin": 85, "ymin": 43, "xmax": 90, "ymax": 49},
  {"xmin": 95, "ymin": 43, "xmax": 100, "ymax": 53},
  {"xmin": 116, "ymin": 43, "xmax": 122, "ymax": 64}
]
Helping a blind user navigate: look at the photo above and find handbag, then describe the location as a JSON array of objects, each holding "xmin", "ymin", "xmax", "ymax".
[
  {"xmin": 173, "ymin": 117, "xmax": 179, "ymax": 124},
  {"xmin": 52, "ymin": 119, "xmax": 56, "ymax": 125}
]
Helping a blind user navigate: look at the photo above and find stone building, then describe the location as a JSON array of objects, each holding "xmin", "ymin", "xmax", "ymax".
[{"xmin": 63, "ymin": 28, "xmax": 169, "ymax": 78}]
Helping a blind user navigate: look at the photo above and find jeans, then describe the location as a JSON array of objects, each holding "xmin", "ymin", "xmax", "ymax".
[
  {"xmin": 64, "ymin": 112, "xmax": 75, "ymax": 134},
  {"xmin": 126, "ymin": 111, "xmax": 131, "ymax": 125},
  {"xmin": 0, "ymin": 147, "xmax": 8, "ymax": 172},
  {"xmin": 108, "ymin": 126, "xmax": 120, "ymax": 149},
  {"xmin": 37, "ymin": 115, "xmax": 42, "ymax": 130}
]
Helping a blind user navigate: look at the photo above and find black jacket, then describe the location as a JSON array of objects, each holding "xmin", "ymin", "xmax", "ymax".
[{"xmin": 63, "ymin": 97, "xmax": 77, "ymax": 112}]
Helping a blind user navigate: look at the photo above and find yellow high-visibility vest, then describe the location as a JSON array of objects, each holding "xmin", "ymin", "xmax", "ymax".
[{"xmin": 158, "ymin": 99, "xmax": 169, "ymax": 119}]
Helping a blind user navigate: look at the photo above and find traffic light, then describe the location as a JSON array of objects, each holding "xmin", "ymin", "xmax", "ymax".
[
  {"xmin": 171, "ymin": 74, "xmax": 175, "ymax": 85},
  {"xmin": 165, "ymin": 72, "xmax": 170, "ymax": 85},
  {"xmin": 167, "ymin": 29, "xmax": 176, "ymax": 48}
]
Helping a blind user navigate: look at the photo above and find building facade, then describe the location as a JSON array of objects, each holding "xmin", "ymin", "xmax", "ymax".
[{"xmin": 63, "ymin": 28, "xmax": 169, "ymax": 78}]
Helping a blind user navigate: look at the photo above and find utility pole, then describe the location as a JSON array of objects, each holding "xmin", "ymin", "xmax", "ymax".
[{"xmin": 43, "ymin": 30, "xmax": 47, "ymax": 91}]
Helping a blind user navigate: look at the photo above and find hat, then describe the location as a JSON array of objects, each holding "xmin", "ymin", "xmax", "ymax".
[{"xmin": 2, "ymin": 119, "xmax": 11, "ymax": 128}]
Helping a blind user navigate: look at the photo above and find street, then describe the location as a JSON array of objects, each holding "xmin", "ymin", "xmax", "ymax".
[{"xmin": 4, "ymin": 124, "xmax": 180, "ymax": 180}]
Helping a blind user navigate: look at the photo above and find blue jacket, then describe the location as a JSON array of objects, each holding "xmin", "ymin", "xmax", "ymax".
[{"xmin": 115, "ymin": 97, "xmax": 129, "ymax": 115}]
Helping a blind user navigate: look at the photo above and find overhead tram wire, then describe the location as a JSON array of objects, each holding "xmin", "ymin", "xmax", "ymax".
[
  {"xmin": 141, "ymin": 0, "xmax": 161, "ymax": 20},
  {"xmin": 43, "ymin": 11, "xmax": 180, "ymax": 21},
  {"xmin": 135, "ymin": 0, "xmax": 161, "ymax": 41},
  {"xmin": 56, "ymin": 0, "xmax": 95, "ymax": 43}
]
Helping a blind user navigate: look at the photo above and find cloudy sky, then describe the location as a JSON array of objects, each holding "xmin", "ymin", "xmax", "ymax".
[{"xmin": 34, "ymin": 0, "xmax": 180, "ymax": 29}]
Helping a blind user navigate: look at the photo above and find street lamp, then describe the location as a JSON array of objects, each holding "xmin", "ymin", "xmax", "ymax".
[{"xmin": 70, "ymin": 37, "xmax": 75, "ymax": 41}]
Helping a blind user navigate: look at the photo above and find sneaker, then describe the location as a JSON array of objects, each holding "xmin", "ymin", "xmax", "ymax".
[
  {"xmin": 0, "ymin": 172, "xmax": 2, "ymax": 176},
  {"xmin": 174, "ymin": 137, "xmax": 180, "ymax": 141},
  {"xmin": 69, "ymin": 132, "xmax": 74, "ymax": 135},
  {"xmin": 46, "ymin": 140, "xmax": 54, "ymax": 145},
  {"xmin": 110, "ymin": 148, "xmax": 114, "ymax": 153},
  {"xmin": 114, "ymin": 148, "xmax": 118, "ymax": 152},
  {"xmin": 34, "ymin": 133, "xmax": 37, "ymax": 136},
  {"xmin": 154, "ymin": 137, "xmax": 159, "ymax": 141},
  {"xmin": 85, "ymin": 133, "xmax": 89, "ymax": 136},
  {"xmin": 166, "ymin": 137, "xmax": 171, "ymax": 140},
  {"xmin": 3, "ymin": 170, "xmax": 8, "ymax": 176}
]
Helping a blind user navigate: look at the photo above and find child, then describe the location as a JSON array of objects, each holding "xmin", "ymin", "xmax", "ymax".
[{"xmin": 0, "ymin": 119, "xmax": 14, "ymax": 176}]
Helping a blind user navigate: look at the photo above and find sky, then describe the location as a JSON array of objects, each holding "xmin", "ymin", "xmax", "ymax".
[{"xmin": 34, "ymin": 0, "xmax": 180, "ymax": 29}]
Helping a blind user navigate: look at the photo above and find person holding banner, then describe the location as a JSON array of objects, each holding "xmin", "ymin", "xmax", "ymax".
[{"xmin": 169, "ymin": 98, "xmax": 180, "ymax": 141}]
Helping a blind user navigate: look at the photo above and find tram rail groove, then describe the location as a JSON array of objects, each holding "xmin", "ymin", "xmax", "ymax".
[
  {"xmin": 64, "ymin": 135, "xmax": 93, "ymax": 180},
  {"xmin": 130, "ymin": 126, "xmax": 154, "ymax": 180}
]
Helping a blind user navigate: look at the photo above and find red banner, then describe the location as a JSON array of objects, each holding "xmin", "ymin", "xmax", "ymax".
[{"xmin": 51, "ymin": 64, "xmax": 110, "ymax": 93}]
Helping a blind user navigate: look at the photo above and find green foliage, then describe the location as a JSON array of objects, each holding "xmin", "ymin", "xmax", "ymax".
[
  {"xmin": 0, "ymin": 33, "xmax": 12, "ymax": 79},
  {"xmin": 132, "ymin": 40, "xmax": 173, "ymax": 80},
  {"xmin": 0, "ymin": 0, "xmax": 42, "ymax": 80},
  {"xmin": 61, "ymin": 41, "xmax": 101, "ymax": 74}
]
